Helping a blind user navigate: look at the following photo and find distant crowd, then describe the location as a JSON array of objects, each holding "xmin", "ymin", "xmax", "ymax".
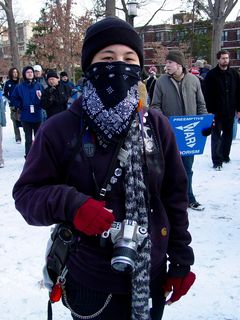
[
  {"xmin": 1, "ymin": 50, "xmax": 240, "ymax": 211},
  {"xmin": 0, "ymin": 65, "xmax": 85, "ymax": 165}
]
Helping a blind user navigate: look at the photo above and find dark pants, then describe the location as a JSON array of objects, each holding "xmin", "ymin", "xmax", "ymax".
[
  {"xmin": 211, "ymin": 117, "xmax": 234, "ymax": 166},
  {"xmin": 181, "ymin": 156, "xmax": 196, "ymax": 204},
  {"xmin": 10, "ymin": 108, "xmax": 21, "ymax": 141},
  {"xmin": 63, "ymin": 274, "xmax": 165, "ymax": 320},
  {"xmin": 21, "ymin": 121, "xmax": 41, "ymax": 156}
]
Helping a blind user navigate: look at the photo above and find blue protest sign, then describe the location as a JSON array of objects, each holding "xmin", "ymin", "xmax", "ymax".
[{"xmin": 169, "ymin": 114, "xmax": 214, "ymax": 156}]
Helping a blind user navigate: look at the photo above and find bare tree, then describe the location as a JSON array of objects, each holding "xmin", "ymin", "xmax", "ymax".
[
  {"xmin": 55, "ymin": 0, "xmax": 72, "ymax": 75},
  {"xmin": 93, "ymin": 0, "xmax": 166, "ymax": 25},
  {"xmin": 0, "ymin": 0, "xmax": 20, "ymax": 70},
  {"xmin": 195, "ymin": 0, "xmax": 238, "ymax": 65},
  {"xmin": 26, "ymin": 0, "xmax": 92, "ymax": 76},
  {"xmin": 137, "ymin": 0, "xmax": 168, "ymax": 34}
]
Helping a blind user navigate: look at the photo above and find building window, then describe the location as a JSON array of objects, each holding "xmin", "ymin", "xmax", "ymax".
[
  {"xmin": 165, "ymin": 31, "xmax": 173, "ymax": 41},
  {"xmin": 237, "ymin": 49, "xmax": 240, "ymax": 60},
  {"xmin": 156, "ymin": 32, "xmax": 164, "ymax": 42},
  {"xmin": 237, "ymin": 30, "xmax": 240, "ymax": 41},
  {"xmin": 196, "ymin": 28, "xmax": 207, "ymax": 35},
  {"xmin": 222, "ymin": 30, "xmax": 228, "ymax": 41},
  {"xmin": 18, "ymin": 45, "xmax": 25, "ymax": 52},
  {"xmin": 18, "ymin": 27, "xmax": 24, "ymax": 42}
]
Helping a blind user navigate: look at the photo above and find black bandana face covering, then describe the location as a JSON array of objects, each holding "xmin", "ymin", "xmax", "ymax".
[{"xmin": 82, "ymin": 61, "xmax": 141, "ymax": 148}]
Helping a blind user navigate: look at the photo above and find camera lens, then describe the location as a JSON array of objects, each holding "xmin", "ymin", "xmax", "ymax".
[
  {"xmin": 58, "ymin": 227, "xmax": 74, "ymax": 244},
  {"xmin": 111, "ymin": 246, "xmax": 137, "ymax": 274}
]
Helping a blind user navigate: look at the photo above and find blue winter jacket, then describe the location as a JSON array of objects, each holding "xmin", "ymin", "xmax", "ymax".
[{"xmin": 10, "ymin": 80, "xmax": 43, "ymax": 122}]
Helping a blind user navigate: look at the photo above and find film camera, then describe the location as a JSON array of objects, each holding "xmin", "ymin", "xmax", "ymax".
[{"xmin": 101, "ymin": 219, "xmax": 148, "ymax": 274}]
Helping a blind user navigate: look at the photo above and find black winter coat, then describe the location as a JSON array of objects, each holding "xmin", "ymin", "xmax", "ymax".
[
  {"xmin": 41, "ymin": 82, "xmax": 71, "ymax": 118},
  {"xmin": 204, "ymin": 65, "xmax": 240, "ymax": 118},
  {"xmin": 3, "ymin": 79, "xmax": 19, "ymax": 101}
]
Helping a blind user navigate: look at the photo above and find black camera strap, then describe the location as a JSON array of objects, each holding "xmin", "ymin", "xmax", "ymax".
[
  {"xmin": 138, "ymin": 110, "xmax": 151, "ymax": 234},
  {"xmin": 98, "ymin": 138, "xmax": 126, "ymax": 200}
]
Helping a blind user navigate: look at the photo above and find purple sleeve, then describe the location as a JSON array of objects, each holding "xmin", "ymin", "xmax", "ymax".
[
  {"xmin": 12, "ymin": 125, "xmax": 89, "ymax": 226},
  {"xmin": 153, "ymin": 111, "xmax": 194, "ymax": 274}
]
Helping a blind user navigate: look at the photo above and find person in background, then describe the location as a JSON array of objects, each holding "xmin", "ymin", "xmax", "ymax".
[
  {"xmin": 10, "ymin": 66, "xmax": 44, "ymax": 158},
  {"xmin": 200, "ymin": 62, "xmax": 212, "ymax": 79},
  {"xmin": 151, "ymin": 50, "xmax": 207, "ymax": 211},
  {"xmin": 204, "ymin": 49, "xmax": 240, "ymax": 170},
  {"xmin": 33, "ymin": 64, "xmax": 48, "ymax": 121},
  {"xmin": 145, "ymin": 65, "xmax": 157, "ymax": 105},
  {"xmin": 13, "ymin": 18, "xmax": 195, "ymax": 320},
  {"xmin": 3, "ymin": 67, "xmax": 21, "ymax": 143},
  {"xmin": 33, "ymin": 64, "xmax": 48, "ymax": 89},
  {"xmin": 60, "ymin": 71, "xmax": 75, "ymax": 90},
  {"xmin": 0, "ymin": 91, "xmax": 6, "ymax": 168},
  {"xmin": 41, "ymin": 71, "xmax": 72, "ymax": 119}
]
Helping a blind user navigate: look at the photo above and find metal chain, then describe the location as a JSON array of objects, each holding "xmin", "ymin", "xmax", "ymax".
[{"xmin": 62, "ymin": 287, "xmax": 112, "ymax": 319}]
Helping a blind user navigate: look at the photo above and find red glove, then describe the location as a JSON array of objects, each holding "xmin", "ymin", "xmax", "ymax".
[
  {"xmin": 163, "ymin": 271, "xmax": 196, "ymax": 305},
  {"xmin": 73, "ymin": 198, "xmax": 114, "ymax": 236}
]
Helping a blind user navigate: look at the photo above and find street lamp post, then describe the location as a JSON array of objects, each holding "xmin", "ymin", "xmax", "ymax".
[{"xmin": 127, "ymin": 1, "xmax": 138, "ymax": 26}]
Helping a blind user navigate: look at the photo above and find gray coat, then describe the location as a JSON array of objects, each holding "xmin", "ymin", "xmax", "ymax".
[{"xmin": 151, "ymin": 73, "xmax": 207, "ymax": 116}]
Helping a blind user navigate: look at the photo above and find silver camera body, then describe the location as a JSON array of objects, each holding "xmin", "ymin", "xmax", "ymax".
[{"xmin": 102, "ymin": 219, "xmax": 148, "ymax": 274}]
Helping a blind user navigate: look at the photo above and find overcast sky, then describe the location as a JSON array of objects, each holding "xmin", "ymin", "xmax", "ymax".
[{"xmin": 14, "ymin": 0, "xmax": 240, "ymax": 27}]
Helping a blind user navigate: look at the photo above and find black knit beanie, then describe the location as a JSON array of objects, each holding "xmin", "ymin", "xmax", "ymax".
[
  {"xmin": 22, "ymin": 66, "xmax": 34, "ymax": 80},
  {"xmin": 60, "ymin": 71, "xmax": 68, "ymax": 77},
  {"xmin": 47, "ymin": 71, "xmax": 59, "ymax": 80},
  {"xmin": 81, "ymin": 17, "xmax": 144, "ymax": 72},
  {"xmin": 166, "ymin": 50, "xmax": 186, "ymax": 66}
]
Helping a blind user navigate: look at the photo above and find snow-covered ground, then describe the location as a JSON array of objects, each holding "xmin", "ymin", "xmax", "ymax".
[{"xmin": 0, "ymin": 107, "xmax": 240, "ymax": 320}]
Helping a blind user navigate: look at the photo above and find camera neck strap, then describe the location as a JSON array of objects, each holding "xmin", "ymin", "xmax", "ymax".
[
  {"xmin": 86, "ymin": 132, "xmax": 126, "ymax": 201},
  {"xmin": 91, "ymin": 110, "xmax": 150, "ymax": 203},
  {"xmin": 137, "ymin": 110, "xmax": 151, "ymax": 233},
  {"xmin": 65, "ymin": 110, "xmax": 150, "ymax": 210}
]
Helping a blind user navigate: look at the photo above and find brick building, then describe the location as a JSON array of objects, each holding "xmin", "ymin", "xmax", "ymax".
[{"xmin": 136, "ymin": 13, "xmax": 240, "ymax": 72}]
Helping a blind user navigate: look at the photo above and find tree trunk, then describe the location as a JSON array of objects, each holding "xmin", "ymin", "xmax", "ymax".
[
  {"xmin": 0, "ymin": 0, "xmax": 20, "ymax": 70},
  {"xmin": 196, "ymin": 0, "xmax": 238, "ymax": 66},
  {"xmin": 211, "ymin": 18, "xmax": 225, "ymax": 66},
  {"xmin": 106, "ymin": 0, "xmax": 115, "ymax": 16},
  {"xmin": 55, "ymin": 0, "xmax": 72, "ymax": 77}
]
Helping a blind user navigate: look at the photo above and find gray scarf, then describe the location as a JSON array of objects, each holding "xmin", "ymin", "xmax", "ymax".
[{"xmin": 124, "ymin": 115, "xmax": 151, "ymax": 320}]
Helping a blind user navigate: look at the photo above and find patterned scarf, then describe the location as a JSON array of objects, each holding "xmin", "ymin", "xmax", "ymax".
[
  {"xmin": 82, "ymin": 62, "xmax": 141, "ymax": 148},
  {"xmin": 82, "ymin": 62, "xmax": 151, "ymax": 318},
  {"xmin": 124, "ymin": 115, "xmax": 151, "ymax": 320}
]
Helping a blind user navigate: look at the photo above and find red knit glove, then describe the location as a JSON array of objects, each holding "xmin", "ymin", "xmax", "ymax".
[
  {"xmin": 73, "ymin": 198, "xmax": 114, "ymax": 236},
  {"xmin": 163, "ymin": 271, "xmax": 196, "ymax": 305}
]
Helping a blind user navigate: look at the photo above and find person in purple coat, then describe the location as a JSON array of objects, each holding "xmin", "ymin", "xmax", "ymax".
[{"xmin": 13, "ymin": 18, "xmax": 195, "ymax": 320}]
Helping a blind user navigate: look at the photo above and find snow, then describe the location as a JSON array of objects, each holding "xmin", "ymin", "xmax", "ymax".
[{"xmin": 0, "ymin": 106, "xmax": 240, "ymax": 320}]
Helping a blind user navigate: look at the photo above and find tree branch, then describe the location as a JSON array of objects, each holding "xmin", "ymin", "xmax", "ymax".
[
  {"xmin": 0, "ymin": 1, "xmax": 8, "ymax": 13},
  {"xmin": 223, "ymin": 0, "xmax": 238, "ymax": 19},
  {"xmin": 194, "ymin": 0, "xmax": 212, "ymax": 18},
  {"xmin": 138, "ymin": 0, "xmax": 168, "ymax": 34}
]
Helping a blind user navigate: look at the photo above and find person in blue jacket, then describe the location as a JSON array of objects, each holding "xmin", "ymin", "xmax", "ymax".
[{"xmin": 11, "ymin": 66, "xmax": 43, "ymax": 157}]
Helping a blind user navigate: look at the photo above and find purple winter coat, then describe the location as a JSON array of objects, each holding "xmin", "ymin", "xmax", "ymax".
[{"xmin": 13, "ymin": 99, "xmax": 194, "ymax": 294}]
